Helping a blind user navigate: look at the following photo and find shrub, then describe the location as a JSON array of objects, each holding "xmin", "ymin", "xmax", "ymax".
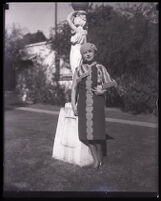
[
  {"xmin": 117, "ymin": 76, "xmax": 158, "ymax": 115},
  {"xmin": 105, "ymin": 87, "xmax": 123, "ymax": 108},
  {"xmin": 16, "ymin": 63, "xmax": 68, "ymax": 106}
]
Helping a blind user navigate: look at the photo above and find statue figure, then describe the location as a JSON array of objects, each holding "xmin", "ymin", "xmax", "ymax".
[{"xmin": 67, "ymin": 10, "xmax": 88, "ymax": 74}]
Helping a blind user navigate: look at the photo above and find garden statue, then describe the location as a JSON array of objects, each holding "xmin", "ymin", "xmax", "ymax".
[
  {"xmin": 67, "ymin": 9, "xmax": 88, "ymax": 74},
  {"xmin": 52, "ymin": 2, "xmax": 94, "ymax": 167}
]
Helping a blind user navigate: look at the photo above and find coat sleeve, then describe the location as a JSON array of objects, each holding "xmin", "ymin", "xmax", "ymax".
[{"xmin": 101, "ymin": 65, "xmax": 117, "ymax": 90}]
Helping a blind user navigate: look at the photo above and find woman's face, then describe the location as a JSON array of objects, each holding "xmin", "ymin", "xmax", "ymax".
[{"xmin": 82, "ymin": 49, "xmax": 95, "ymax": 63}]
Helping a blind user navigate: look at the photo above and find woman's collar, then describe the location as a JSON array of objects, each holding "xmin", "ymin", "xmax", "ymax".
[{"xmin": 83, "ymin": 61, "xmax": 97, "ymax": 68}]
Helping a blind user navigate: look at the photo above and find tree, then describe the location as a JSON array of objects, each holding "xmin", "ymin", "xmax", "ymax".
[
  {"xmin": 5, "ymin": 23, "xmax": 25, "ymax": 63},
  {"xmin": 4, "ymin": 24, "xmax": 25, "ymax": 90},
  {"xmin": 22, "ymin": 30, "xmax": 47, "ymax": 45},
  {"xmin": 113, "ymin": 3, "xmax": 158, "ymax": 113},
  {"xmin": 49, "ymin": 21, "xmax": 71, "ymax": 56},
  {"xmin": 116, "ymin": 2, "xmax": 158, "ymax": 23}
]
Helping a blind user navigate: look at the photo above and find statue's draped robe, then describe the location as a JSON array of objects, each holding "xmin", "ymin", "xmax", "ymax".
[{"xmin": 70, "ymin": 26, "xmax": 87, "ymax": 74}]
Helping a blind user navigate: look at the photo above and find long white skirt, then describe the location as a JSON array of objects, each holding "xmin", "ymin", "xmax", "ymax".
[{"xmin": 52, "ymin": 103, "xmax": 94, "ymax": 167}]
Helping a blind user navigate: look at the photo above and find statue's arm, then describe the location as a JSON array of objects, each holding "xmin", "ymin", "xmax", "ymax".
[
  {"xmin": 67, "ymin": 11, "xmax": 78, "ymax": 33},
  {"xmin": 84, "ymin": 35, "xmax": 87, "ymax": 43}
]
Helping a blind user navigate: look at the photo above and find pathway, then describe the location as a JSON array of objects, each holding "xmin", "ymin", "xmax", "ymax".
[{"xmin": 15, "ymin": 107, "xmax": 158, "ymax": 128}]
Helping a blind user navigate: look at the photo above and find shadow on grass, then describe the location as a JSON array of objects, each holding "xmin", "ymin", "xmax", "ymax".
[
  {"xmin": 106, "ymin": 133, "xmax": 114, "ymax": 140},
  {"xmin": 102, "ymin": 133, "xmax": 114, "ymax": 156}
]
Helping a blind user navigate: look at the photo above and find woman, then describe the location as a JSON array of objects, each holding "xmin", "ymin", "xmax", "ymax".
[
  {"xmin": 71, "ymin": 43, "xmax": 117, "ymax": 169},
  {"xmin": 67, "ymin": 10, "xmax": 88, "ymax": 74}
]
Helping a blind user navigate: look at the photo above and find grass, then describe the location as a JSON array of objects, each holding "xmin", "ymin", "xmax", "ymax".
[
  {"xmin": 105, "ymin": 108, "xmax": 157, "ymax": 123},
  {"xmin": 9, "ymin": 102, "xmax": 158, "ymax": 123},
  {"xmin": 3, "ymin": 108, "xmax": 158, "ymax": 194}
]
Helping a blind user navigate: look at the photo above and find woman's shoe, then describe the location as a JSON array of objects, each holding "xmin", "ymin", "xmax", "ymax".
[
  {"xmin": 95, "ymin": 161, "xmax": 103, "ymax": 170},
  {"xmin": 93, "ymin": 161, "xmax": 100, "ymax": 170}
]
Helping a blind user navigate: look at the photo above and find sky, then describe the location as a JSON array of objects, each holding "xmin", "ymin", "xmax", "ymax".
[{"xmin": 5, "ymin": 2, "xmax": 119, "ymax": 38}]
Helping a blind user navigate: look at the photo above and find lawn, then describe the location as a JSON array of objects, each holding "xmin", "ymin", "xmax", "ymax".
[
  {"xmin": 3, "ymin": 107, "xmax": 158, "ymax": 195},
  {"xmin": 15, "ymin": 103, "xmax": 158, "ymax": 123}
]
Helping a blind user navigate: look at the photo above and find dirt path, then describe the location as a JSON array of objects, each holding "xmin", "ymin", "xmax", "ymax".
[{"xmin": 15, "ymin": 106, "xmax": 158, "ymax": 128}]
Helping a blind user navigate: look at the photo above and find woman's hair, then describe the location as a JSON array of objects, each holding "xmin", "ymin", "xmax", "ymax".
[{"xmin": 80, "ymin": 43, "xmax": 97, "ymax": 55}]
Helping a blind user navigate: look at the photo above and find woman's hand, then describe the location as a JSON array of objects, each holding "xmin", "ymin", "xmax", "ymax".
[{"xmin": 92, "ymin": 86, "xmax": 106, "ymax": 96}]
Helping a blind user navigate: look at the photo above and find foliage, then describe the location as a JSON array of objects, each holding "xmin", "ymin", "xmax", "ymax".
[
  {"xmin": 5, "ymin": 25, "xmax": 47, "ymax": 64},
  {"xmin": 116, "ymin": 2, "xmax": 158, "ymax": 23},
  {"xmin": 22, "ymin": 30, "xmax": 47, "ymax": 45},
  {"xmin": 49, "ymin": 21, "xmax": 71, "ymax": 56},
  {"xmin": 4, "ymin": 24, "xmax": 26, "ymax": 90},
  {"xmin": 5, "ymin": 24, "xmax": 48, "ymax": 90},
  {"xmin": 5, "ymin": 24, "xmax": 25, "ymax": 66},
  {"xmin": 87, "ymin": 3, "xmax": 158, "ymax": 114},
  {"xmin": 16, "ymin": 62, "xmax": 68, "ymax": 106},
  {"xmin": 116, "ymin": 74, "xmax": 158, "ymax": 114},
  {"xmin": 105, "ymin": 87, "xmax": 123, "ymax": 108}
]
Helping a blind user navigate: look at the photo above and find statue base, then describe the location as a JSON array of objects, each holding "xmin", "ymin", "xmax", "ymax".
[{"xmin": 52, "ymin": 102, "xmax": 94, "ymax": 167}]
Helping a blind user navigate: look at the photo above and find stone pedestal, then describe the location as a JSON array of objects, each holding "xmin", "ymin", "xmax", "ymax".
[{"xmin": 52, "ymin": 103, "xmax": 94, "ymax": 167}]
